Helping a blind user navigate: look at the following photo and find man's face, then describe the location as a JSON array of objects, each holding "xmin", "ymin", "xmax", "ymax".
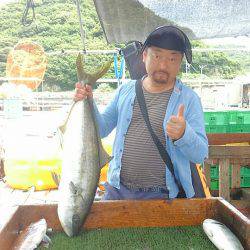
[{"xmin": 142, "ymin": 46, "xmax": 183, "ymax": 84}]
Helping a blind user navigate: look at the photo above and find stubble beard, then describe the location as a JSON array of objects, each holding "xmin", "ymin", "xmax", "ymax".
[{"xmin": 152, "ymin": 71, "xmax": 169, "ymax": 85}]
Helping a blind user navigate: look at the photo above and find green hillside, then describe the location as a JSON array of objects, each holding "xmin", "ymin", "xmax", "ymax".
[{"xmin": 0, "ymin": 0, "xmax": 246, "ymax": 91}]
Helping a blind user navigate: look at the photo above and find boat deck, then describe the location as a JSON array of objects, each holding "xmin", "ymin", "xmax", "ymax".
[{"xmin": 0, "ymin": 180, "xmax": 59, "ymax": 207}]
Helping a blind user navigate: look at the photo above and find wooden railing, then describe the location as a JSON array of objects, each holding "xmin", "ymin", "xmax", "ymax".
[{"xmin": 205, "ymin": 133, "xmax": 250, "ymax": 201}]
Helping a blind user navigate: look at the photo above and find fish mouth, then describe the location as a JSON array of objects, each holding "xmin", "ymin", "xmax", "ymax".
[
  {"xmin": 61, "ymin": 214, "xmax": 82, "ymax": 237},
  {"xmin": 71, "ymin": 214, "xmax": 82, "ymax": 237}
]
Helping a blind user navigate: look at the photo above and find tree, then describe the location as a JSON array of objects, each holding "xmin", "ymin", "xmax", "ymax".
[{"xmin": 0, "ymin": 0, "xmax": 244, "ymax": 90}]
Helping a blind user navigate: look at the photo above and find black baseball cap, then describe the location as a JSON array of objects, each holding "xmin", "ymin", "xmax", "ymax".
[{"xmin": 141, "ymin": 25, "xmax": 192, "ymax": 64}]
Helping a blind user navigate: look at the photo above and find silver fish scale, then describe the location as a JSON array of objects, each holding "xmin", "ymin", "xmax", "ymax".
[
  {"xmin": 58, "ymin": 99, "xmax": 101, "ymax": 237},
  {"xmin": 13, "ymin": 219, "xmax": 47, "ymax": 250}
]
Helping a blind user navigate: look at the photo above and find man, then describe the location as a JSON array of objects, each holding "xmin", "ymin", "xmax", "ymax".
[{"xmin": 74, "ymin": 26, "xmax": 208, "ymax": 200}]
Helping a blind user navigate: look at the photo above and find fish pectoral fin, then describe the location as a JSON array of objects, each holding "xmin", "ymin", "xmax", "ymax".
[
  {"xmin": 51, "ymin": 172, "xmax": 61, "ymax": 187},
  {"xmin": 69, "ymin": 181, "xmax": 83, "ymax": 195},
  {"xmin": 69, "ymin": 181, "xmax": 77, "ymax": 194},
  {"xmin": 69, "ymin": 182, "xmax": 85, "ymax": 203},
  {"xmin": 99, "ymin": 141, "xmax": 112, "ymax": 168}
]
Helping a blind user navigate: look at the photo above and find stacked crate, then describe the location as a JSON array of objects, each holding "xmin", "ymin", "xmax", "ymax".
[
  {"xmin": 204, "ymin": 110, "xmax": 250, "ymax": 190},
  {"xmin": 228, "ymin": 111, "xmax": 250, "ymax": 133},
  {"xmin": 204, "ymin": 110, "xmax": 250, "ymax": 133},
  {"xmin": 210, "ymin": 165, "xmax": 250, "ymax": 190}
]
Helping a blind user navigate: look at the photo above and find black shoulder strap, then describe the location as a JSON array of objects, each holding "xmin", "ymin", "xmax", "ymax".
[{"xmin": 135, "ymin": 79, "xmax": 181, "ymax": 189}]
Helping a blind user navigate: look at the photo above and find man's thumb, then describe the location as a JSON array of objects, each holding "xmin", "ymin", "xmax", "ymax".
[{"xmin": 177, "ymin": 104, "xmax": 185, "ymax": 118}]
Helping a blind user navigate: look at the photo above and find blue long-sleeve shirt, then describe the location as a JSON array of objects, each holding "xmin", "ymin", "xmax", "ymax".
[{"xmin": 94, "ymin": 79, "xmax": 208, "ymax": 198}]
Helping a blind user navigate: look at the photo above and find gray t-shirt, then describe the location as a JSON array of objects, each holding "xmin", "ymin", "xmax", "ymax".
[{"xmin": 120, "ymin": 87, "xmax": 173, "ymax": 190}]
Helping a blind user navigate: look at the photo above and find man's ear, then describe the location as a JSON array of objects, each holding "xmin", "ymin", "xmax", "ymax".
[{"xmin": 142, "ymin": 49, "xmax": 147, "ymax": 63}]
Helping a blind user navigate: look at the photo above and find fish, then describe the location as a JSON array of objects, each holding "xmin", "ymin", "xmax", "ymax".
[
  {"xmin": 56, "ymin": 53, "xmax": 112, "ymax": 237},
  {"xmin": 202, "ymin": 219, "xmax": 244, "ymax": 250},
  {"xmin": 12, "ymin": 218, "xmax": 51, "ymax": 250}
]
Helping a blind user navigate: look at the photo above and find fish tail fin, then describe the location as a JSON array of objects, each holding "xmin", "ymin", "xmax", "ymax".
[
  {"xmin": 89, "ymin": 60, "xmax": 113, "ymax": 84},
  {"xmin": 76, "ymin": 53, "xmax": 112, "ymax": 86},
  {"xmin": 99, "ymin": 142, "xmax": 112, "ymax": 168}
]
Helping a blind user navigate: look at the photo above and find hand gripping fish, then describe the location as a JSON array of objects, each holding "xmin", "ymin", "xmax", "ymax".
[{"xmin": 54, "ymin": 54, "xmax": 112, "ymax": 237}]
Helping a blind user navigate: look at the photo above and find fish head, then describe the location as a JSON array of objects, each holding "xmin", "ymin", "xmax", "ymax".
[
  {"xmin": 13, "ymin": 219, "xmax": 47, "ymax": 250},
  {"xmin": 202, "ymin": 219, "xmax": 215, "ymax": 239},
  {"xmin": 202, "ymin": 219, "xmax": 244, "ymax": 250}
]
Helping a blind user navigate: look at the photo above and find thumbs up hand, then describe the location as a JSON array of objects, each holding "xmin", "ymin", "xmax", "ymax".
[{"xmin": 166, "ymin": 104, "xmax": 186, "ymax": 141}]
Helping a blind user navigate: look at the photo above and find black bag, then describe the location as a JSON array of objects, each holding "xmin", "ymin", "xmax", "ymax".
[
  {"xmin": 135, "ymin": 80, "xmax": 207, "ymax": 198},
  {"xmin": 120, "ymin": 41, "xmax": 147, "ymax": 80}
]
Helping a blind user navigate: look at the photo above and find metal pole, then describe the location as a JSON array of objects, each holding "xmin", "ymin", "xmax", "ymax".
[{"xmin": 75, "ymin": 0, "xmax": 86, "ymax": 53}]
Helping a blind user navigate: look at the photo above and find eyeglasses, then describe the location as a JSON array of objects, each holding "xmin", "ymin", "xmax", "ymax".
[{"xmin": 148, "ymin": 50, "xmax": 183, "ymax": 65}]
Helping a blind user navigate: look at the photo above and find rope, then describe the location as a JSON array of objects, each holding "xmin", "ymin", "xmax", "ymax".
[
  {"xmin": 21, "ymin": 0, "xmax": 36, "ymax": 26},
  {"xmin": 75, "ymin": 0, "xmax": 86, "ymax": 54}
]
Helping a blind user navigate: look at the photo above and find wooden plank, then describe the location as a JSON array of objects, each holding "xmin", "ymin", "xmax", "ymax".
[
  {"xmin": 219, "ymin": 158, "xmax": 230, "ymax": 201},
  {"xmin": 231, "ymin": 200, "xmax": 250, "ymax": 218},
  {"xmin": 0, "ymin": 199, "xmax": 214, "ymax": 250},
  {"xmin": 242, "ymin": 188, "xmax": 250, "ymax": 201},
  {"xmin": 44, "ymin": 189, "xmax": 58, "ymax": 204},
  {"xmin": 24, "ymin": 190, "xmax": 48, "ymax": 205},
  {"xmin": 209, "ymin": 145, "xmax": 250, "ymax": 159},
  {"xmin": 1, "ymin": 198, "xmax": 249, "ymax": 249},
  {"xmin": 229, "ymin": 159, "xmax": 250, "ymax": 165},
  {"xmin": 216, "ymin": 199, "xmax": 250, "ymax": 250},
  {"xmin": 13, "ymin": 199, "xmax": 216, "ymax": 231},
  {"xmin": 207, "ymin": 133, "xmax": 250, "ymax": 145},
  {"xmin": 203, "ymin": 162, "xmax": 211, "ymax": 188},
  {"xmin": 0, "ymin": 205, "xmax": 19, "ymax": 250},
  {"xmin": 24, "ymin": 189, "xmax": 58, "ymax": 205},
  {"xmin": 0, "ymin": 205, "xmax": 18, "ymax": 231},
  {"xmin": 231, "ymin": 164, "xmax": 241, "ymax": 189},
  {"xmin": 206, "ymin": 158, "xmax": 250, "ymax": 165},
  {"xmin": 8, "ymin": 189, "xmax": 32, "ymax": 206}
]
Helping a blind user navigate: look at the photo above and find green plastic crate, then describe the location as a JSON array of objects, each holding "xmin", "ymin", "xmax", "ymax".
[
  {"xmin": 210, "ymin": 165, "xmax": 230, "ymax": 179},
  {"xmin": 229, "ymin": 124, "xmax": 250, "ymax": 133},
  {"xmin": 205, "ymin": 125, "xmax": 228, "ymax": 133},
  {"xmin": 228, "ymin": 111, "xmax": 250, "ymax": 125},
  {"xmin": 210, "ymin": 179, "xmax": 219, "ymax": 190},
  {"xmin": 209, "ymin": 170, "xmax": 250, "ymax": 190},
  {"xmin": 204, "ymin": 112, "xmax": 229, "ymax": 126},
  {"xmin": 241, "ymin": 176, "xmax": 250, "ymax": 187},
  {"xmin": 210, "ymin": 178, "xmax": 232, "ymax": 190},
  {"xmin": 241, "ymin": 166, "xmax": 250, "ymax": 177},
  {"xmin": 210, "ymin": 166, "xmax": 250, "ymax": 179},
  {"xmin": 210, "ymin": 165, "xmax": 219, "ymax": 178}
]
